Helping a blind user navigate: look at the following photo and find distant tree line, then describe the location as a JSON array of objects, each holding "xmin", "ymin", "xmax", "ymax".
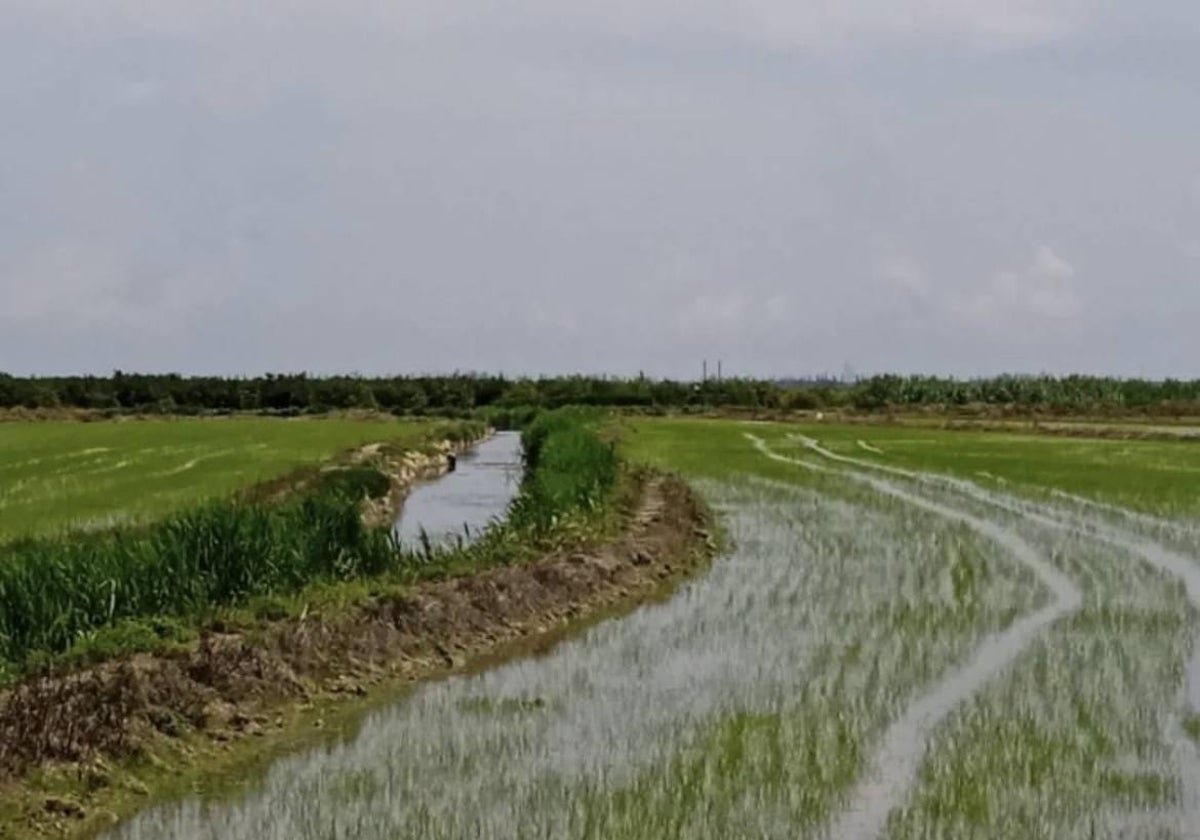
[
  {"xmin": 846, "ymin": 374, "xmax": 1200, "ymax": 412},
  {"xmin": 0, "ymin": 372, "xmax": 784, "ymax": 415},
  {"xmin": 0, "ymin": 372, "xmax": 1198, "ymax": 415}
]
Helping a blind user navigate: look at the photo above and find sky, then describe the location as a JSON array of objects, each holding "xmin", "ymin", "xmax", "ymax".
[{"xmin": 2, "ymin": 1, "xmax": 1198, "ymax": 379}]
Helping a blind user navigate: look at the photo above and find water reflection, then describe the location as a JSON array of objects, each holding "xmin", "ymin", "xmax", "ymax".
[{"xmin": 394, "ymin": 431, "xmax": 523, "ymax": 550}]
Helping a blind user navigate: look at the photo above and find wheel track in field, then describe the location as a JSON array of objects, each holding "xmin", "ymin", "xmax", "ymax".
[
  {"xmin": 780, "ymin": 434, "xmax": 1200, "ymax": 837},
  {"xmin": 747, "ymin": 434, "xmax": 1083, "ymax": 839}
]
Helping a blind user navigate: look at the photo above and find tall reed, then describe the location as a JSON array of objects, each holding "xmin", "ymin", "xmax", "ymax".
[
  {"xmin": 510, "ymin": 408, "xmax": 618, "ymax": 531},
  {"xmin": 0, "ymin": 483, "xmax": 395, "ymax": 668}
]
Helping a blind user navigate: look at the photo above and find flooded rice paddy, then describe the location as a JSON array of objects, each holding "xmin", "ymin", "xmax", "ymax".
[{"xmin": 100, "ymin": 424, "xmax": 1200, "ymax": 839}]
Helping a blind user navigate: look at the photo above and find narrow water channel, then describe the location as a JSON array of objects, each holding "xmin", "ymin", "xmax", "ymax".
[{"xmin": 393, "ymin": 431, "xmax": 523, "ymax": 549}]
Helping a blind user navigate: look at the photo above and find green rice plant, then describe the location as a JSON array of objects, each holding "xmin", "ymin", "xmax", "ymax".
[{"xmin": 95, "ymin": 470, "xmax": 1044, "ymax": 840}]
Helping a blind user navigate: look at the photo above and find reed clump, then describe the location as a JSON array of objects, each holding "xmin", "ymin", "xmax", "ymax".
[
  {"xmin": 510, "ymin": 408, "xmax": 618, "ymax": 531},
  {"xmin": 0, "ymin": 480, "xmax": 397, "ymax": 673}
]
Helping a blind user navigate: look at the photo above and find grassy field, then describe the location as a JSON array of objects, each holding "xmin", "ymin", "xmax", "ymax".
[{"xmin": 0, "ymin": 417, "xmax": 441, "ymax": 540}]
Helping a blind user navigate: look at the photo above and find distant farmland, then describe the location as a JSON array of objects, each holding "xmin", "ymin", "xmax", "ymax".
[{"xmin": 0, "ymin": 417, "xmax": 435, "ymax": 540}]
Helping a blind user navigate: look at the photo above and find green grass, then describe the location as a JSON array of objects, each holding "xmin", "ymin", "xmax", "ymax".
[
  {"xmin": 0, "ymin": 417, "xmax": 444, "ymax": 541},
  {"xmin": 0, "ymin": 469, "xmax": 403, "ymax": 672}
]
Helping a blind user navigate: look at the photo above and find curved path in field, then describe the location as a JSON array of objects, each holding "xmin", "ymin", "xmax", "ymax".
[
  {"xmin": 748, "ymin": 434, "xmax": 1083, "ymax": 839},
  {"xmin": 786, "ymin": 434, "xmax": 1200, "ymax": 836},
  {"xmin": 798, "ymin": 435, "xmax": 1200, "ymax": 713}
]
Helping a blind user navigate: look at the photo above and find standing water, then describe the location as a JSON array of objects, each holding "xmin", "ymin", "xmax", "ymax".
[
  {"xmin": 93, "ymin": 473, "xmax": 1049, "ymax": 840},
  {"xmin": 90, "ymin": 437, "xmax": 1192, "ymax": 840},
  {"xmin": 394, "ymin": 431, "xmax": 523, "ymax": 549}
]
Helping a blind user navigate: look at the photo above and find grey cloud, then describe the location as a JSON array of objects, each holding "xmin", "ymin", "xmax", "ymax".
[
  {"xmin": 2, "ymin": 2, "xmax": 1199, "ymax": 377},
  {"xmin": 955, "ymin": 246, "xmax": 1081, "ymax": 329},
  {"xmin": 1, "ymin": 0, "xmax": 1112, "ymax": 50}
]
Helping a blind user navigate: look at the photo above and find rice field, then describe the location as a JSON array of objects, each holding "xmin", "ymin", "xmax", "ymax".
[
  {"xmin": 772, "ymin": 421, "xmax": 1200, "ymax": 518},
  {"xmin": 0, "ymin": 417, "xmax": 438, "ymax": 540},
  {"xmin": 94, "ymin": 417, "xmax": 1200, "ymax": 839}
]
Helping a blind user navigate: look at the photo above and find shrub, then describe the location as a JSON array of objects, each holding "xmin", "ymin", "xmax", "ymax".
[{"xmin": 510, "ymin": 408, "xmax": 618, "ymax": 531}]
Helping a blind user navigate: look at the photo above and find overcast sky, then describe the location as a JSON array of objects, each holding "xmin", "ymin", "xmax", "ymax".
[{"xmin": 2, "ymin": 2, "xmax": 1198, "ymax": 379}]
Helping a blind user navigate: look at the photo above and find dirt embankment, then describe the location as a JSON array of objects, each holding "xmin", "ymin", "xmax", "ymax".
[
  {"xmin": 0, "ymin": 472, "xmax": 715, "ymax": 837},
  {"xmin": 355, "ymin": 435, "xmax": 484, "ymax": 527},
  {"xmin": 242, "ymin": 431, "xmax": 485, "ymax": 520}
]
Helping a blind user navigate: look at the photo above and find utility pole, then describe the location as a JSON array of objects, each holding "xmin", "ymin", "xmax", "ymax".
[
  {"xmin": 717, "ymin": 360, "xmax": 722, "ymax": 382},
  {"xmin": 702, "ymin": 359, "xmax": 708, "ymax": 382}
]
